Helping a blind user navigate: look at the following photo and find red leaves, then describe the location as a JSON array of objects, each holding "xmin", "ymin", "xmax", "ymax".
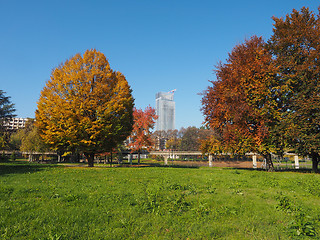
[
  {"xmin": 129, "ymin": 106, "xmax": 158, "ymax": 152},
  {"xmin": 202, "ymin": 36, "xmax": 273, "ymax": 154}
]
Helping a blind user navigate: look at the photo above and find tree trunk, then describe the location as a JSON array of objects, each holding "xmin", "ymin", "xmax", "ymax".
[
  {"xmin": 138, "ymin": 149, "xmax": 141, "ymax": 165},
  {"xmin": 118, "ymin": 151, "xmax": 122, "ymax": 164},
  {"xmin": 71, "ymin": 151, "xmax": 80, "ymax": 163},
  {"xmin": 85, "ymin": 153, "xmax": 95, "ymax": 167},
  {"xmin": 110, "ymin": 151, "xmax": 113, "ymax": 167},
  {"xmin": 263, "ymin": 152, "xmax": 274, "ymax": 172},
  {"xmin": 311, "ymin": 152, "xmax": 319, "ymax": 173}
]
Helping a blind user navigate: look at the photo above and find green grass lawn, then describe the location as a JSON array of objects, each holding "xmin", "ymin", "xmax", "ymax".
[{"xmin": 0, "ymin": 161, "xmax": 319, "ymax": 239}]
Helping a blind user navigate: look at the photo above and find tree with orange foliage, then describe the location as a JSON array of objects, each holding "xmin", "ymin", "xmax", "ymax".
[
  {"xmin": 129, "ymin": 106, "xmax": 157, "ymax": 164},
  {"xmin": 202, "ymin": 7, "xmax": 320, "ymax": 172},
  {"xmin": 202, "ymin": 36, "xmax": 279, "ymax": 170},
  {"xmin": 36, "ymin": 49, "xmax": 134, "ymax": 167}
]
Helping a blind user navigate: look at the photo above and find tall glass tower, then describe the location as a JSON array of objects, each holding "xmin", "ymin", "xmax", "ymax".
[{"xmin": 155, "ymin": 91, "xmax": 175, "ymax": 131}]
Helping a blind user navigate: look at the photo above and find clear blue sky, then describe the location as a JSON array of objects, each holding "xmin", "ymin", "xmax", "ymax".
[{"xmin": 1, "ymin": 0, "xmax": 319, "ymax": 129}]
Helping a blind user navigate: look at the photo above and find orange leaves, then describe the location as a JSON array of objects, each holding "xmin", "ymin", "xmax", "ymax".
[
  {"xmin": 35, "ymin": 49, "xmax": 134, "ymax": 156},
  {"xmin": 129, "ymin": 106, "xmax": 158, "ymax": 152},
  {"xmin": 202, "ymin": 6, "xmax": 320, "ymax": 162},
  {"xmin": 202, "ymin": 36, "xmax": 273, "ymax": 154}
]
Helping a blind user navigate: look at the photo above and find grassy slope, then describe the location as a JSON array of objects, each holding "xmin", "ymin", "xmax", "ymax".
[{"xmin": 0, "ymin": 162, "xmax": 319, "ymax": 239}]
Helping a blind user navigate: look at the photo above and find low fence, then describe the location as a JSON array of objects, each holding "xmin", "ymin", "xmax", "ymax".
[
  {"xmin": 149, "ymin": 151, "xmax": 305, "ymax": 170},
  {"xmin": 1, "ymin": 150, "xmax": 311, "ymax": 170}
]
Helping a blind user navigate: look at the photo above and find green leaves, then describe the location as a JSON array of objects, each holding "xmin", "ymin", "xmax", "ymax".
[{"xmin": 202, "ymin": 7, "xmax": 320, "ymax": 171}]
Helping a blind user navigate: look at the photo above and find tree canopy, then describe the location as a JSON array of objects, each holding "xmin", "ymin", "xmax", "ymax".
[
  {"xmin": 202, "ymin": 7, "xmax": 320, "ymax": 172},
  {"xmin": 10, "ymin": 119, "xmax": 48, "ymax": 153},
  {"xmin": 202, "ymin": 36, "xmax": 278, "ymax": 170},
  {"xmin": 129, "ymin": 106, "xmax": 157, "ymax": 163},
  {"xmin": 0, "ymin": 90, "xmax": 16, "ymax": 121},
  {"xmin": 0, "ymin": 90, "xmax": 16, "ymax": 150},
  {"xmin": 152, "ymin": 127, "xmax": 210, "ymax": 152},
  {"xmin": 36, "ymin": 49, "xmax": 134, "ymax": 167},
  {"xmin": 268, "ymin": 7, "xmax": 320, "ymax": 172}
]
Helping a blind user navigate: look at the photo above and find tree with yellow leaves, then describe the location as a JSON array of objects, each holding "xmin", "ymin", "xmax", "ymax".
[{"xmin": 36, "ymin": 49, "xmax": 134, "ymax": 167}]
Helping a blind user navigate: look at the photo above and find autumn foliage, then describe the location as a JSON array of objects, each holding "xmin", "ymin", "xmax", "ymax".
[
  {"xmin": 202, "ymin": 36, "xmax": 277, "ymax": 169},
  {"xmin": 268, "ymin": 7, "xmax": 320, "ymax": 171},
  {"xmin": 202, "ymin": 7, "xmax": 320, "ymax": 172},
  {"xmin": 129, "ymin": 106, "xmax": 157, "ymax": 163},
  {"xmin": 36, "ymin": 49, "xmax": 134, "ymax": 167}
]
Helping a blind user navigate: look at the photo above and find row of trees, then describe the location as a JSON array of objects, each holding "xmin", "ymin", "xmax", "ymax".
[
  {"xmin": 152, "ymin": 127, "xmax": 211, "ymax": 151},
  {"xmin": 1, "ymin": 50, "xmax": 159, "ymax": 167},
  {"xmin": 0, "ymin": 90, "xmax": 47, "ymax": 154},
  {"xmin": 201, "ymin": 7, "xmax": 320, "ymax": 172},
  {"xmin": 3, "ymin": 7, "xmax": 320, "ymax": 171}
]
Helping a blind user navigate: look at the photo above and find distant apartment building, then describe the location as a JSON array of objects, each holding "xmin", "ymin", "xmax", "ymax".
[
  {"xmin": 155, "ymin": 91, "xmax": 175, "ymax": 132},
  {"xmin": 4, "ymin": 117, "xmax": 28, "ymax": 130}
]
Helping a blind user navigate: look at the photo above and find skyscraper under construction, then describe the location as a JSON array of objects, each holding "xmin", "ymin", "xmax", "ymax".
[{"xmin": 155, "ymin": 90, "xmax": 175, "ymax": 131}]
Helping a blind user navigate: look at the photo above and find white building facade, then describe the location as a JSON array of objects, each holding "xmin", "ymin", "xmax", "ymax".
[
  {"xmin": 155, "ymin": 92, "xmax": 175, "ymax": 131},
  {"xmin": 4, "ymin": 117, "xmax": 28, "ymax": 130}
]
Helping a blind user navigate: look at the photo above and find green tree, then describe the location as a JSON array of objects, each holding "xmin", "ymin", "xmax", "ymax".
[
  {"xmin": 36, "ymin": 49, "xmax": 134, "ymax": 167},
  {"xmin": 0, "ymin": 90, "xmax": 16, "ymax": 150},
  {"xmin": 10, "ymin": 119, "xmax": 48, "ymax": 160},
  {"xmin": 268, "ymin": 7, "xmax": 320, "ymax": 172}
]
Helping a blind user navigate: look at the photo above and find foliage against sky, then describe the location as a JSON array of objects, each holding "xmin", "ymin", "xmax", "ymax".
[
  {"xmin": 36, "ymin": 49, "xmax": 134, "ymax": 166},
  {"xmin": 129, "ymin": 106, "xmax": 157, "ymax": 153},
  {"xmin": 268, "ymin": 7, "xmax": 320, "ymax": 171},
  {"xmin": 2, "ymin": 1, "xmax": 319, "ymax": 130},
  {"xmin": 0, "ymin": 90, "xmax": 16, "ymax": 149},
  {"xmin": 202, "ymin": 7, "xmax": 320, "ymax": 171},
  {"xmin": 202, "ymin": 36, "xmax": 276, "ymax": 155}
]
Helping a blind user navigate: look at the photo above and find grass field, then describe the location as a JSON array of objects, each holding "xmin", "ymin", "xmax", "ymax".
[{"xmin": 0, "ymin": 161, "xmax": 319, "ymax": 239}]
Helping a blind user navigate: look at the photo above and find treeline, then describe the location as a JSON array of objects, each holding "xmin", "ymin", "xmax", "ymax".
[
  {"xmin": 2, "ymin": 7, "xmax": 320, "ymax": 172},
  {"xmin": 152, "ymin": 127, "xmax": 211, "ymax": 151},
  {"xmin": 201, "ymin": 7, "xmax": 320, "ymax": 172}
]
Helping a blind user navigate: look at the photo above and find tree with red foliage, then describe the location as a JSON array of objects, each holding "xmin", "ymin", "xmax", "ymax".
[
  {"xmin": 202, "ymin": 7, "xmax": 320, "ymax": 172},
  {"xmin": 129, "ymin": 106, "xmax": 157, "ymax": 164},
  {"xmin": 202, "ymin": 36, "xmax": 279, "ymax": 170}
]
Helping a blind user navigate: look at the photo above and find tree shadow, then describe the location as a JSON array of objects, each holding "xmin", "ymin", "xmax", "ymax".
[
  {"xmin": 0, "ymin": 161, "xmax": 59, "ymax": 176},
  {"xmin": 224, "ymin": 167, "xmax": 317, "ymax": 174},
  {"xmin": 274, "ymin": 168, "xmax": 316, "ymax": 174}
]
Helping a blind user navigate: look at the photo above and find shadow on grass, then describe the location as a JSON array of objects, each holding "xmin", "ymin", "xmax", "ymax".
[
  {"xmin": 224, "ymin": 167, "xmax": 318, "ymax": 174},
  {"xmin": 274, "ymin": 168, "xmax": 317, "ymax": 174},
  {"xmin": 0, "ymin": 161, "xmax": 59, "ymax": 176}
]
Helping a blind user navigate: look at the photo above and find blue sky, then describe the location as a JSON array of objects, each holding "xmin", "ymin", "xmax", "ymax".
[{"xmin": 1, "ymin": 0, "xmax": 319, "ymax": 129}]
